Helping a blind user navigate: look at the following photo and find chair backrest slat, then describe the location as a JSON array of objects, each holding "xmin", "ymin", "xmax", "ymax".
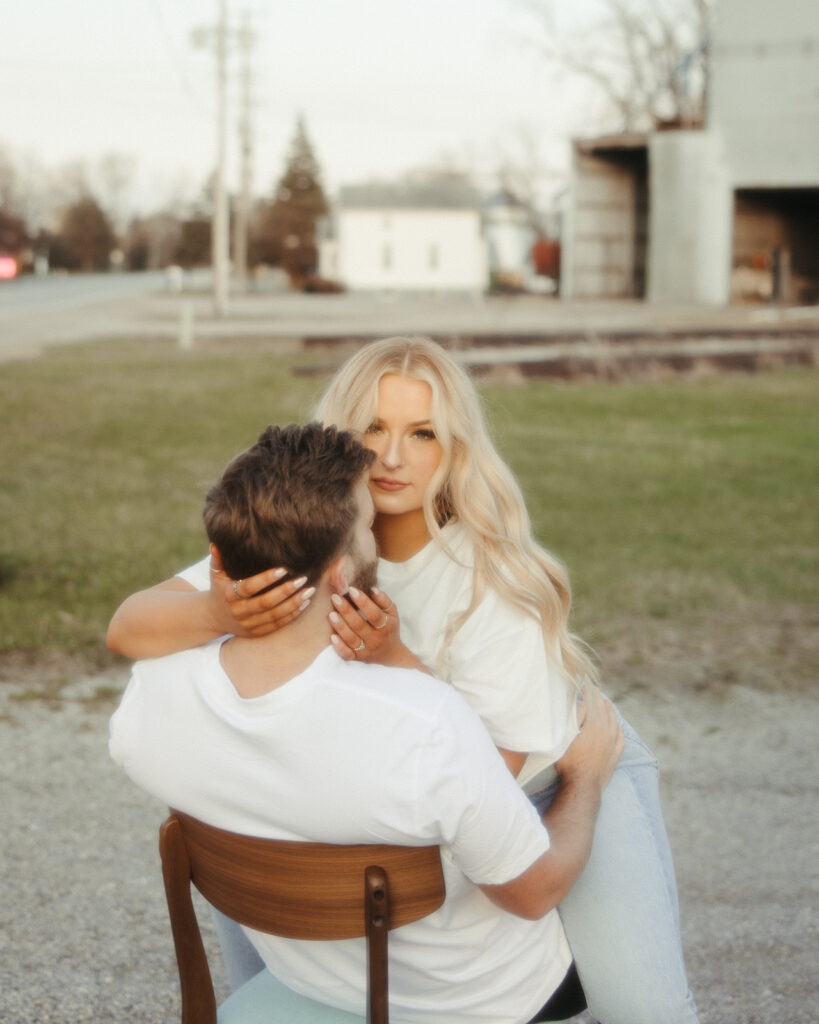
[{"xmin": 173, "ymin": 810, "xmax": 445, "ymax": 939}]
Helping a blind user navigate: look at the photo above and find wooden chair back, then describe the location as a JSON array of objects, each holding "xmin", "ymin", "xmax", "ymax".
[{"xmin": 159, "ymin": 811, "xmax": 446, "ymax": 1024}]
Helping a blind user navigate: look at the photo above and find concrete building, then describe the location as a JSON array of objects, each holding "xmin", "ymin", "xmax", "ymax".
[
  {"xmin": 562, "ymin": 0, "xmax": 819, "ymax": 305},
  {"xmin": 319, "ymin": 180, "xmax": 487, "ymax": 292}
]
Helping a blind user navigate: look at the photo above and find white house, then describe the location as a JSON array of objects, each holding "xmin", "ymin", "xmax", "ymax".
[
  {"xmin": 319, "ymin": 181, "xmax": 487, "ymax": 292},
  {"xmin": 561, "ymin": 0, "xmax": 819, "ymax": 305}
]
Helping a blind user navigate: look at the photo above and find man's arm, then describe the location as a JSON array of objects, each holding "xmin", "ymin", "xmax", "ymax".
[{"xmin": 479, "ymin": 684, "xmax": 623, "ymax": 920}]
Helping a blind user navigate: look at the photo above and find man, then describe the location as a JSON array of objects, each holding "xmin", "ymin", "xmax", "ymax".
[{"xmin": 109, "ymin": 423, "xmax": 622, "ymax": 1024}]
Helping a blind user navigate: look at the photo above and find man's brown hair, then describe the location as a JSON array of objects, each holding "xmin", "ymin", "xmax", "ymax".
[{"xmin": 204, "ymin": 423, "xmax": 375, "ymax": 585}]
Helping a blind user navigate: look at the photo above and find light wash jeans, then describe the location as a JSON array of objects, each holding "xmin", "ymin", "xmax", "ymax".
[
  {"xmin": 528, "ymin": 712, "xmax": 699, "ymax": 1024},
  {"xmin": 212, "ymin": 714, "xmax": 699, "ymax": 1024}
]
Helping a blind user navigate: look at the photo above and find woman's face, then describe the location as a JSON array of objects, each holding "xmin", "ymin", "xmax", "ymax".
[{"xmin": 364, "ymin": 374, "xmax": 444, "ymax": 518}]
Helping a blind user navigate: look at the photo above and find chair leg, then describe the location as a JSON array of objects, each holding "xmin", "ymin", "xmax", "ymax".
[
  {"xmin": 160, "ymin": 816, "xmax": 218, "ymax": 1024},
  {"xmin": 364, "ymin": 866, "xmax": 389, "ymax": 1024}
]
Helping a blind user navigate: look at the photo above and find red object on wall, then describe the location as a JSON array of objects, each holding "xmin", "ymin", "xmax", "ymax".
[{"xmin": 532, "ymin": 238, "xmax": 560, "ymax": 279}]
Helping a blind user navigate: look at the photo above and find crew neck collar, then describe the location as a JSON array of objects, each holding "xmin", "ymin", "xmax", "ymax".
[{"xmin": 377, "ymin": 521, "xmax": 464, "ymax": 576}]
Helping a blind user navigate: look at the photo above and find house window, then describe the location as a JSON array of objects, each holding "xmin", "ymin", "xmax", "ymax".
[
  {"xmin": 429, "ymin": 244, "xmax": 439, "ymax": 270},
  {"xmin": 382, "ymin": 244, "xmax": 392, "ymax": 270}
]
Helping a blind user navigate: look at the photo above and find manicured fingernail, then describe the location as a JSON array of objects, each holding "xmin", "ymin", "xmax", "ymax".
[
  {"xmin": 302, "ymin": 587, "xmax": 316, "ymax": 601},
  {"xmin": 331, "ymin": 593, "xmax": 344, "ymax": 607},
  {"xmin": 293, "ymin": 576, "xmax": 308, "ymax": 588},
  {"xmin": 329, "ymin": 611, "xmax": 341, "ymax": 624},
  {"xmin": 349, "ymin": 587, "xmax": 361, "ymax": 599},
  {"xmin": 299, "ymin": 599, "xmax": 311, "ymax": 612},
  {"xmin": 330, "ymin": 634, "xmax": 340, "ymax": 646},
  {"xmin": 272, "ymin": 568, "xmax": 287, "ymax": 579},
  {"xmin": 371, "ymin": 586, "xmax": 381, "ymax": 595}
]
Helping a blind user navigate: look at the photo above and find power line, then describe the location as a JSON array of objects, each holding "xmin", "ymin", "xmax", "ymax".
[{"xmin": 146, "ymin": 0, "xmax": 206, "ymax": 110}]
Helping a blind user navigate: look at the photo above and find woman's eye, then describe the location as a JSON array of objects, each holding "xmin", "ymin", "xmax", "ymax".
[
  {"xmin": 364, "ymin": 422, "xmax": 383, "ymax": 436},
  {"xmin": 413, "ymin": 429, "xmax": 437, "ymax": 441}
]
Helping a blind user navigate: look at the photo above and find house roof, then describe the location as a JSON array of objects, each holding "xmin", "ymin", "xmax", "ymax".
[
  {"xmin": 338, "ymin": 180, "xmax": 481, "ymax": 210},
  {"xmin": 573, "ymin": 132, "xmax": 649, "ymax": 155}
]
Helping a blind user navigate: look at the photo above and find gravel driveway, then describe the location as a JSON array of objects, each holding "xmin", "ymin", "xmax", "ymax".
[{"xmin": 2, "ymin": 669, "xmax": 817, "ymax": 1024}]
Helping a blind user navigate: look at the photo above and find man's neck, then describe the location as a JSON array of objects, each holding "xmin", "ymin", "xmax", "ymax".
[
  {"xmin": 219, "ymin": 589, "xmax": 332, "ymax": 699},
  {"xmin": 375, "ymin": 510, "xmax": 431, "ymax": 563}
]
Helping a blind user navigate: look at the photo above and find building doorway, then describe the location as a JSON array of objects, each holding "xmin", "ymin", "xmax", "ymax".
[{"xmin": 732, "ymin": 188, "xmax": 819, "ymax": 304}]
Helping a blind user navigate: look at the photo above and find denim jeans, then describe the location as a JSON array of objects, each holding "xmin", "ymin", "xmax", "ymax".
[
  {"xmin": 529, "ymin": 713, "xmax": 699, "ymax": 1024},
  {"xmin": 212, "ymin": 714, "xmax": 699, "ymax": 1024}
]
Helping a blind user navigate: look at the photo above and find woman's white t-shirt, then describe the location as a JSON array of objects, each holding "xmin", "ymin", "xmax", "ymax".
[{"xmin": 375, "ymin": 523, "xmax": 579, "ymax": 789}]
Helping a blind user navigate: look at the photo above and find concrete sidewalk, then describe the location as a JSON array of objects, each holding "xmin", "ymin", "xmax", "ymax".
[
  {"xmin": 76, "ymin": 289, "xmax": 819, "ymax": 343},
  {"xmin": 4, "ymin": 283, "xmax": 817, "ymax": 380},
  {"xmin": 3, "ymin": 282, "xmax": 819, "ymax": 348}
]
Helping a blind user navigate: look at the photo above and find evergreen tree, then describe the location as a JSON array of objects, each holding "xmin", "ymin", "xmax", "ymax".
[{"xmin": 252, "ymin": 116, "xmax": 328, "ymax": 288}]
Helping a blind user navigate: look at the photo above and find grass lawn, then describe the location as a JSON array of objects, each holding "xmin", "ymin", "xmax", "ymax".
[{"xmin": 1, "ymin": 336, "xmax": 816, "ymax": 694}]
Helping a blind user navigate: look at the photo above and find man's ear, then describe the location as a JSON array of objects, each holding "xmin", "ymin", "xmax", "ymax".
[
  {"xmin": 209, "ymin": 543, "xmax": 225, "ymax": 575},
  {"xmin": 327, "ymin": 554, "xmax": 351, "ymax": 596}
]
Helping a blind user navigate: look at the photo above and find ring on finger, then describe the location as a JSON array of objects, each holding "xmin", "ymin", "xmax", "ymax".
[
  {"xmin": 233, "ymin": 580, "xmax": 242, "ymax": 597},
  {"xmin": 373, "ymin": 615, "xmax": 388, "ymax": 630},
  {"xmin": 354, "ymin": 641, "xmax": 366, "ymax": 653}
]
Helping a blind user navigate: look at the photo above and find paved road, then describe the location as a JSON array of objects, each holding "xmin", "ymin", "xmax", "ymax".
[
  {"xmin": 0, "ymin": 270, "xmax": 205, "ymax": 360},
  {"xmin": 0, "ymin": 271, "xmax": 168, "ymax": 315}
]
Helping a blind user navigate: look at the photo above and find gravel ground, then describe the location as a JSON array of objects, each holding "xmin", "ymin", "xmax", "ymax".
[{"xmin": 1, "ymin": 669, "xmax": 817, "ymax": 1024}]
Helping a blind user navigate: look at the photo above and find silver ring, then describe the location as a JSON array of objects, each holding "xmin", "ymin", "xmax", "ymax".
[
  {"xmin": 374, "ymin": 616, "xmax": 388, "ymax": 630},
  {"xmin": 354, "ymin": 641, "xmax": 366, "ymax": 652},
  {"xmin": 233, "ymin": 580, "xmax": 242, "ymax": 596}
]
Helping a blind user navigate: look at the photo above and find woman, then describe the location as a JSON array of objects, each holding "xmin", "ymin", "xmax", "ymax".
[{"xmin": 107, "ymin": 337, "xmax": 699, "ymax": 1024}]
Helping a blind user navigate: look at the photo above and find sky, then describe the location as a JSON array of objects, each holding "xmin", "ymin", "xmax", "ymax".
[{"xmin": 0, "ymin": 0, "xmax": 603, "ymax": 217}]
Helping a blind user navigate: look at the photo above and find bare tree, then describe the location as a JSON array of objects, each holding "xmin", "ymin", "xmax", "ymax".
[
  {"xmin": 0, "ymin": 147, "xmax": 55, "ymax": 235},
  {"xmin": 53, "ymin": 197, "xmax": 117, "ymax": 272},
  {"xmin": 494, "ymin": 125, "xmax": 566, "ymax": 233},
  {"xmin": 521, "ymin": 0, "xmax": 711, "ymax": 131},
  {"xmin": 0, "ymin": 147, "xmax": 17, "ymax": 213},
  {"xmin": 94, "ymin": 152, "xmax": 138, "ymax": 235}
]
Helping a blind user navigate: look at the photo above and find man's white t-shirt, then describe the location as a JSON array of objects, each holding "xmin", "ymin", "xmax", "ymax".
[
  {"xmin": 110, "ymin": 643, "xmax": 571, "ymax": 1024},
  {"xmin": 178, "ymin": 522, "xmax": 579, "ymax": 791}
]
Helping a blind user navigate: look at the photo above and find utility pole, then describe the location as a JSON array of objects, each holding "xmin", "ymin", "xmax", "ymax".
[
  {"xmin": 233, "ymin": 11, "xmax": 255, "ymax": 293},
  {"xmin": 193, "ymin": 0, "xmax": 230, "ymax": 317}
]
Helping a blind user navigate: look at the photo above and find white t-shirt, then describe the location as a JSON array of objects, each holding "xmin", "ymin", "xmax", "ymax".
[
  {"xmin": 178, "ymin": 523, "xmax": 578, "ymax": 790},
  {"xmin": 376, "ymin": 524, "xmax": 579, "ymax": 789},
  {"xmin": 110, "ymin": 642, "xmax": 570, "ymax": 1024}
]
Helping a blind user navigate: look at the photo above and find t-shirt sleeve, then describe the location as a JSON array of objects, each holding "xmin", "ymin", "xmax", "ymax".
[
  {"xmin": 108, "ymin": 664, "xmax": 146, "ymax": 771},
  {"xmin": 444, "ymin": 590, "xmax": 574, "ymax": 760},
  {"xmin": 424, "ymin": 688, "xmax": 550, "ymax": 886},
  {"xmin": 175, "ymin": 555, "xmax": 211, "ymax": 592}
]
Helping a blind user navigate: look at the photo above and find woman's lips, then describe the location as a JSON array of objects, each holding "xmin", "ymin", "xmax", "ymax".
[{"xmin": 372, "ymin": 478, "xmax": 409, "ymax": 492}]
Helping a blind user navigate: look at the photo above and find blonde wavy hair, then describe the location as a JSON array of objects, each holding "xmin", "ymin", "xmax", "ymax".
[{"xmin": 316, "ymin": 336, "xmax": 596, "ymax": 694}]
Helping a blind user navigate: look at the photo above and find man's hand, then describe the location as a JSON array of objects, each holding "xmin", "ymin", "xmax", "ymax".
[
  {"xmin": 481, "ymin": 684, "xmax": 624, "ymax": 920},
  {"xmin": 556, "ymin": 683, "xmax": 623, "ymax": 792}
]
